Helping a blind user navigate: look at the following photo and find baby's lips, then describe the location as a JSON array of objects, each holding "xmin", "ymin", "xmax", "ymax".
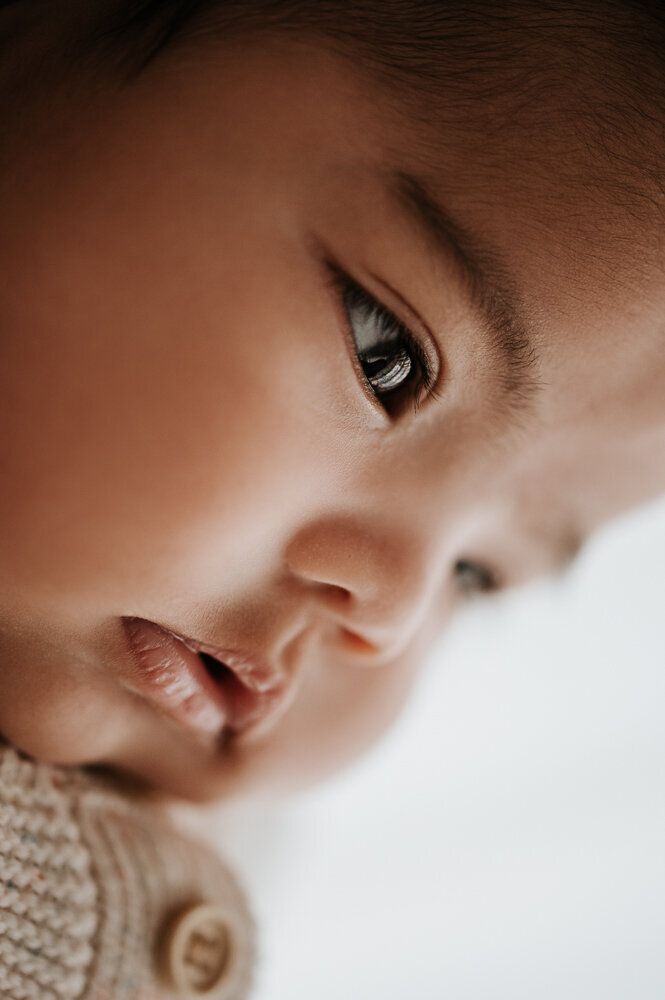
[
  {"xmin": 120, "ymin": 617, "xmax": 230, "ymax": 742},
  {"xmin": 226, "ymin": 682, "xmax": 293, "ymax": 734},
  {"xmin": 223, "ymin": 653, "xmax": 285, "ymax": 693},
  {"xmin": 164, "ymin": 623, "xmax": 315, "ymax": 738},
  {"xmin": 181, "ymin": 638, "xmax": 287, "ymax": 694}
]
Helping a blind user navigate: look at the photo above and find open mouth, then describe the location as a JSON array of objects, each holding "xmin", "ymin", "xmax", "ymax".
[
  {"xmin": 198, "ymin": 650, "xmax": 229, "ymax": 682},
  {"xmin": 120, "ymin": 617, "xmax": 288, "ymax": 745}
]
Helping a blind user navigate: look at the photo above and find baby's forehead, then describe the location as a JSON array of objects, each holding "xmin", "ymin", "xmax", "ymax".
[{"xmin": 74, "ymin": 1, "xmax": 665, "ymax": 247}]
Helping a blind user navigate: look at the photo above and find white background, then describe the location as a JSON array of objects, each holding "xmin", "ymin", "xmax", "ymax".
[{"xmin": 201, "ymin": 495, "xmax": 665, "ymax": 1000}]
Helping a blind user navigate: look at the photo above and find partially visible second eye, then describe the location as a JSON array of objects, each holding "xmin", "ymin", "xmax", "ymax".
[
  {"xmin": 453, "ymin": 558, "xmax": 500, "ymax": 597},
  {"xmin": 331, "ymin": 269, "xmax": 436, "ymax": 416}
]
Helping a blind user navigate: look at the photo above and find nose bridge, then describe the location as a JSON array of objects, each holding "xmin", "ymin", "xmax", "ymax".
[{"xmin": 283, "ymin": 513, "xmax": 438, "ymax": 649}]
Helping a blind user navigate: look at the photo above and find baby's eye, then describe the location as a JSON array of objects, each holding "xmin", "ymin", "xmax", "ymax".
[
  {"xmin": 453, "ymin": 558, "xmax": 500, "ymax": 597},
  {"xmin": 331, "ymin": 269, "xmax": 435, "ymax": 416}
]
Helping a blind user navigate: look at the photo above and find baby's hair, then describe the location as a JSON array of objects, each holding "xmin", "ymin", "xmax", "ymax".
[
  {"xmin": 83, "ymin": 0, "xmax": 665, "ymax": 220},
  {"xmin": 3, "ymin": 0, "xmax": 663, "ymax": 234},
  {"xmin": 89, "ymin": 1, "xmax": 665, "ymax": 89}
]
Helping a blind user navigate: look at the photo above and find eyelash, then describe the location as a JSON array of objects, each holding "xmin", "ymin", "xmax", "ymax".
[{"xmin": 327, "ymin": 265, "xmax": 438, "ymax": 416}]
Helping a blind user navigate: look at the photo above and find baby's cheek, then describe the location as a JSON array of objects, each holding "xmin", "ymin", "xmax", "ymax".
[{"xmin": 0, "ymin": 644, "xmax": 132, "ymax": 766}]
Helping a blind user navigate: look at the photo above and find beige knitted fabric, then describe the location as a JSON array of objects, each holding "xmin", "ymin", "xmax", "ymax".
[{"xmin": 0, "ymin": 745, "xmax": 254, "ymax": 1000}]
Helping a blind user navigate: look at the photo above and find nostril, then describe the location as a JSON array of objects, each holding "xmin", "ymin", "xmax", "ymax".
[
  {"xmin": 308, "ymin": 580, "xmax": 354, "ymax": 609},
  {"xmin": 325, "ymin": 582, "xmax": 353, "ymax": 603},
  {"xmin": 338, "ymin": 628, "xmax": 381, "ymax": 657}
]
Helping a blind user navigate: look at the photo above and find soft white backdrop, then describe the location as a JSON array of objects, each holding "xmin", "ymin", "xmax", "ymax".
[{"xmin": 199, "ymin": 494, "xmax": 665, "ymax": 1000}]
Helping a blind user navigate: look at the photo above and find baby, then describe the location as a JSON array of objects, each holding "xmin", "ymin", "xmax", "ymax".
[{"xmin": 1, "ymin": 0, "xmax": 664, "ymax": 814}]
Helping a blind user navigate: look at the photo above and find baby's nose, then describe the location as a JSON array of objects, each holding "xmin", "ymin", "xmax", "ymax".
[{"xmin": 284, "ymin": 517, "xmax": 437, "ymax": 659}]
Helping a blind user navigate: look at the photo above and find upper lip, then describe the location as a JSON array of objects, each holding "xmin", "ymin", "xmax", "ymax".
[
  {"xmin": 120, "ymin": 617, "xmax": 295, "ymax": 745},
  {"xmin": 178, "ymin": 633, "xmax": 285, "ymax": 693}
]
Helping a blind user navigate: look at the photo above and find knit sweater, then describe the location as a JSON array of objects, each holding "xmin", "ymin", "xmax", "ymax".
[{"xmin": 0, "ymin": 745, "xmax": 254, "ymax": 999}]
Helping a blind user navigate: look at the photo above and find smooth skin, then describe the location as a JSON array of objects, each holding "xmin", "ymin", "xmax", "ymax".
[{"xmin": 1, "ymin": 25, "xmax": 664, "ymax": 799}]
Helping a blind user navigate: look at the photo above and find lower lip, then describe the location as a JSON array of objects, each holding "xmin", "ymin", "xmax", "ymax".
[{"xmin": 120, "ymin": 618, "xmax": 233, "ymax": 745}]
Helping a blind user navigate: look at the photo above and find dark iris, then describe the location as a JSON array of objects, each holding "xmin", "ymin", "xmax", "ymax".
[{"xmin": 359, "ymin": 343, "xmax": 412, "ymax": 394}]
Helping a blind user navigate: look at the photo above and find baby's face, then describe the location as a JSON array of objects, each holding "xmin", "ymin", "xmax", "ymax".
[{"xmin": 1, "ymin": 39, "xmax": 664, "ymax": 799}]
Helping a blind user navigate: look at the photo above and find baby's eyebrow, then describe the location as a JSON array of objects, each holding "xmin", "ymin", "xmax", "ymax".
[{"xmin": 391, "ymin": 171, "xmax": 542, "ymax": 421}]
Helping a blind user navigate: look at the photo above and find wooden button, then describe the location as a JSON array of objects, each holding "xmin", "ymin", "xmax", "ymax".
[{"xmin": 159, "ymin": 902, "xmax": 235, "ymax": 997}]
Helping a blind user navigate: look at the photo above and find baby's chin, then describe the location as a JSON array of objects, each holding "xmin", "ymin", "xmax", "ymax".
[
  {"xmin": 1, "ymin": 717, "xmax": 224, "ymax": 803},
  {"xmin": 0, "ymin": 725, "xmax": 333, "ymax": 806},
  {"xmin": 0, "ymin": 674, "xmax": 217, "ymax": 802},
  {"xmin": 0, "ymin": 685, "xmax": 400, "ymax": 806},
  {"xmin": 0, "ymin": 679, "xmax": 301, "ymax": 803}
]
